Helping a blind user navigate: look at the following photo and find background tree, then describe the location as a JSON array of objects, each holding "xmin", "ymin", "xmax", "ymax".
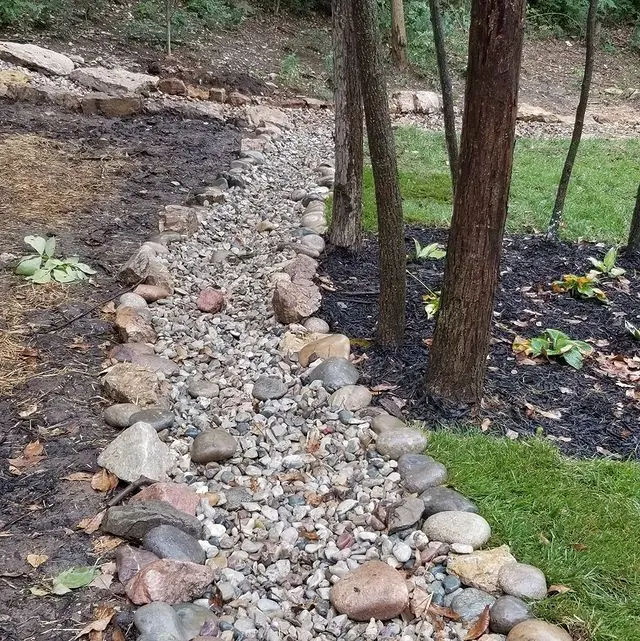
[
  {"xmin": 165, "ymin": 0, "xmax": 174, "ymax": 55},
  {"xmin": 627, "ymin": 184, "xmax": 640, "ymax": 254},
  {"xmin": 547, "ymin": 0, "xmax": 598, "ymax": 240},
  {"xmin": 425, "ymin": 0, "xmax": 527, "ymax": 404},
  {"xmin": 429, "ymin": 0, "xmax": 458, "ymax": 191},
  {"xmin": 329, "ymin": 0, "xmax": 364, "ymax": 250},
  {"xmin": 391, "ymin": 0, "xmax": 408, "ymax": 66},
  {"xmin": 353, "ymin": 0, "xmax": 406, "ymax": 346}
]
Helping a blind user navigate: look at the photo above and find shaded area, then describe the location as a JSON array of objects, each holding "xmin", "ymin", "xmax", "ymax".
[
  {"xmin": 0, "ymin": 101, "xmax": 238, "ymax": 641},
  {"xmin": 321, "ymin": 227, "xmax": 640, "ymax": 458}
]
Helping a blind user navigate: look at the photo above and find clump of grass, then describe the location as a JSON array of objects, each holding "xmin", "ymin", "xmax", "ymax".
[
  {"xmin": 362, "ymin": 127, "xmax": 640, "ymax": 244},
  {"xmin": 427, "ymin": 430, "xmax": 640, "ymax": 641},
  {"xmin": 279, "ymin": 53, "xmax": 302, "ymax": 85}
]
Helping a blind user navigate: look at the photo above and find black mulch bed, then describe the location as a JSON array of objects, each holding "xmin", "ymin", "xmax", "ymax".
[{"xmin": 320, "ymin": 227, "xmax": 640, "ymax": 459}]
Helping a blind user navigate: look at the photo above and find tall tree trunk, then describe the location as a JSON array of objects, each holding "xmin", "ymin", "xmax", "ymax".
[
  {"xmin": 547, "ymin": 0, "xmax": 598, "ymax": 240},
  {"xmin": 425, "ymin": 0, "xmax": 526, "ymax": 405},
  {"xmin": 330, "ymin": 0, "xmax": 364, "ymax": 250},
  {"xmin": 429, "ymin": 0, "xmax": 458, "ymax": 192},
  {"xmin": 165, "ymin": 0, "xmax": 172, "ymax": 56},
  {"xmin": 391, "ymin": 0, "xmax": 408, "ymax": 66},
  {"xmin": 627, "ymin": 184, "xmax": 640, "ymax": 254},
  {"xmin": 353, "ymin": 0, "xmax": 406, "ymax": 346}
]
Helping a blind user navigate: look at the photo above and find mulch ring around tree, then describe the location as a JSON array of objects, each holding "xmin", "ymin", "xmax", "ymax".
[{"xmin": 320, "ymin": 226, "xmax": 640, "ymax": 459}]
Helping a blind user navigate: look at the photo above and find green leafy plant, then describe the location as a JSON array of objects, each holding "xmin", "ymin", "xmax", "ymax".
[
  {"xmin": 15, "ymin": 235, "xmax": 96, "ymax": 284},
  {"xmin": 513, "ymin": 329, "xmax": 594, "ymax": 370},
  {"xmin": 280, "ymin": 53, "xmax": 301, "ymax": 84},
  {"xmin": 412, "ymin": 239, "xmax": 446, "ymax": 261},
  {"xmin": 625, "ymin": 321, "xmax": 640, "ymax": 340},
  {"xmin": 588, "ymin": 246, "xmax": 626, "ymax": 278},
  {"xmin": 422, "ymin": 289, "xmax": 441, "ymax": 319},
  {"xmin": 552, "ymin": 273, "xmax": 608, "ymax": 303}
]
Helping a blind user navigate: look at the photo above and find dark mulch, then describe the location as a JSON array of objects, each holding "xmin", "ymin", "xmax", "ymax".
[
  {"xmin": 0, "ymin": 102, "xmax": 238, "ymax": 641},
  {"xmin": 320, "ymin": 227, "xmax": 640, "ymax": 459}
]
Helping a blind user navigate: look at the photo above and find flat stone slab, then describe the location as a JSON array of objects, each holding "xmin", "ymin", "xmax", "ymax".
[
  {"xmin": 70, "ymin": 66, "xmax": 158, "ymax": 94},
  {"xmin": 0, "ymin": 42, "xmax": 74, "ymax": 75}
]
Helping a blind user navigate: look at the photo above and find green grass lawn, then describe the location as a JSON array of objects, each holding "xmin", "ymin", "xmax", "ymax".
[
  {"xmin": 361, "ymin": 127, "xmax": 640, "ymax": 244},
  {"xmin": 427, "ymin": 430, "xmax": 640, "ymax": 641}
]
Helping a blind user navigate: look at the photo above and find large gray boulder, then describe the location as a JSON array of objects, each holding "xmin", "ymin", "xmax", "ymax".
[{"xmin": 0, "ymin": 42, "xmax": 74, "ymax": 75}]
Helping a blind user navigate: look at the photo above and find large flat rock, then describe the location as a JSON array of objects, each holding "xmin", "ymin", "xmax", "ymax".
[
  {"xmin": 70, "ymin": 66, "xmax": 158, "ymax": 94},
  {"xmin": 0, "ymin": 42, "xmax": 74, "ymax": 76}
]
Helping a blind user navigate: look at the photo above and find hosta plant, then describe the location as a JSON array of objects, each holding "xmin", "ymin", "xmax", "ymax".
[
  {"xmin": 423, "ymin": 289, "xmax": 441, "ymax": 319},
  {"xmin": 588, "ymin": 247, "xmax": 626, "ymax": 279},
  {"xmin": 412, "ymin": 239, "xmax": 446, "ymax": 261},
  {"xmin": 513, "ymin": 329, "xmax": 593, "ymax": 370},
  {"xmin": 15, "ymin": 236, "xmax": 96, "ymax": 284},
  {"xmin": 552, "ymin": 273, "xmax": 608, "ymax": 303}
]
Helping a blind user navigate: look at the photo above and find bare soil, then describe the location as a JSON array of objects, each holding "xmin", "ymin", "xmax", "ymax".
[{"xmin": 0, "ymin": 102, "xmax": 238, "ymax": 641}]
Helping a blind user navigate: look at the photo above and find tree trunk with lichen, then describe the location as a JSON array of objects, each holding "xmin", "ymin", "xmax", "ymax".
[{"xmin": 391, "ymin": 0, "xmax": 408, "ymax": 66}]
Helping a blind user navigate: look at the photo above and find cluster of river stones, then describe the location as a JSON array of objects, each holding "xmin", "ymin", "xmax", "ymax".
[{"xmin": 92, "ymin": 106, "xmax": 575, "ymax": 641}]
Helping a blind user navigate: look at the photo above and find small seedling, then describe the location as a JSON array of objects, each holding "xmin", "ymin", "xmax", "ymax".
[
  {"xmin": 552, "ymin": 273, "xmax": 608, "ymax": 303},
  {"xmin": 513, "ymin": 329, "xmax": 593, "ymax": 370},
  {"xmin": 588, "ymin": 247, "xmax": 626, "ymax": 278},
  {"xmin": 412, "ymin": 239, "xmax": 446, "ymax": 261},
  {"xmin": 15, "ymin": 235, "xmax": 96, "ymax": 284},
  {"xmin": 423, "ymin": 289, "xmax": 441, "ymax": 319},
  {"xmin": 625, "ymin": 321, "xmax": 640, "ymax": 340}
]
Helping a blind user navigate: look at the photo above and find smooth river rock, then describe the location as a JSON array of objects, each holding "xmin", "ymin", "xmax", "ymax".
[
  {"xmin": 507, "ymin": 620, "xmax": 573, "ymax": 641},
  {"xmin": 103, "ymin": 403, "xmax": 140, "ymax": 428},
  {"xmin": 134, "ymin": 602, "xmax": 183, "ymax": 640},
  {"xmin": 306, "ymin": 357, "xmax": 359, "ymax": 392},
  {"xmin": 450, "ymin": 588, "xmax": 496, "ymax": 622},
  {"xmin": 298, "ymin": 333, "xmax": 350, "ymax": 367},
  {"xmin": 191, "ymin": 429, "xmax": 238, "ymax": 463},
  {"xmin": 370, "ymin": 414, "xmax": 406, "ymax": 434},
  {"xmin": 490, "ymin": 596, "xmax": 532, "ymax": 634},
  {"xmin": 252, "ymin": 376, "xmax": 288, "ymax": 400},
  {"xmin": 419, "ymin": 486, "xmax": 479, "ymax": 517},
  {"xmin": 143, "ymin": 524, "xmax": 206, "ymax": 564},
  {"xmin": 330, "ymin": 560, "xmax": 409, "ymax": 621},
  {"xmin": 397, "ymin": 453, "xmax": 447, "ymax": 493},
  {"xmin": 329, "ymin": 385, "xmax": 372, "ymax": 411},
  {"xmin": 375, "ymin": 428, "xmax": 428, "ymax": 459},
  {"xmin": 388, "ymin": 497, "xmax": 426, "ymax": 534},
  {"xmin": 499, "ymin": 563, "xmax": 548, "ymax": 601},
  {"xmin": 129, "ymin": 408, "xmax": 175, "ymax": 431},
  {"xmin": 423, "ymin": 511, "xmax": 491, "ymax": 549}
]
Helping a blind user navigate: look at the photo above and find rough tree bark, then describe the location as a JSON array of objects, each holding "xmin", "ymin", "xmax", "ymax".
[
  {"xmin": 429, "ymin": 0, "xmax": 458, "ymax": 191},
  {"xmin": 547, "ymin": 0, "xmax": 598, "ymax": 240},
  {"xmin": 425, "ymin": 0, "xmax": 526, "ymax": 405},
  {"xmin": 627, "ymin": 184, "xmax": 640, "ymax": 254},
  {"xmin": 391, "ymin": 0, "xmax": 408, "ymax": 66},
  {"xmin": 353, "ymin": 0, "xmax": 406, "ymax": 346},
  {"xmin": 329, "ymin": 0, "xmax": 364, "ymax": 250}
]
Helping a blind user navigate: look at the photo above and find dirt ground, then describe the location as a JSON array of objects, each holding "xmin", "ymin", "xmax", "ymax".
[
  {"xmin": 0, "ymin": 102, "xmax": 238, "ymax": 641},
  {"xmin": 321, "ymin": 229, "xmax": 640, "ymax": 459}
]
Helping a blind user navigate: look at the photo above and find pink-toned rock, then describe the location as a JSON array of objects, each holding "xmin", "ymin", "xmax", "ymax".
[
  {"xmin": 134, "ymin": 284, "xmax": 172, "ymax": 302},
  {"xmin": 109, "ymin": 342, "xmax": 155, "ymax": 361},
  {"xmin": 284, "ymin": 254, "xmax": 318, "ymax": 283},
  {"xmin": 272, "ymin": 279, "xmax": 321, "ymax": 324},
  {"xmin": 115, "ymin": 545, "xmax": 160, "ymax": 584},
  {"xmin": 125, "ymin": 559, "xmax": 215, "ymax": 605},
  {"xmin": 197, "ymin": 289, "xmax": 226, "ymax": 314},
  {"xmin": 330, "ymin": 560, "xmax": 409, "ymax": 621},
  {"xmin": 115, "ymin": 307, "xmax": 157, "ymax": 343},
  {"xmin": 130, "ymin": 482, "xmax": 200, "ymax": 516}
]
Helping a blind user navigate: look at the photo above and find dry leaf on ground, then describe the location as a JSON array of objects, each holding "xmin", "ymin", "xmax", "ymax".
[
  {"xmin": 548, "ymin": 584, "xmax": 574, "ymax": 595},
  {"xmin": 8, "ymin": 440, "xmax": 46, "ymax": 475},
  {"xmin": 63, "ymin": 472, "xmax": 94, "ymax": 482},
  {"xmin": 91, "ymin": 469, "xmax": 119, "ymax": 492},
  {"xmin": 26, "ymin": 554, "xmax": 48, "ymax": 568},
  {"xmin": 464, "ymin": 605, "xmax": 490, "ymax": 640},
  {"xmin": 73, "ymin": 605, "xmax": 116, "ymax": 640},
  {"xmin": 77, "ymin": 511, "xmax": 105, "ymax": 534},
  {"xmin": 92, "ymin": 536, "xmax": 123, "ymax": 555}
]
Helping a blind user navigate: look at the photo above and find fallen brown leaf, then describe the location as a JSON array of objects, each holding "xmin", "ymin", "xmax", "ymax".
[
  {"xmin": 548, "ymin": 584, "xmax": 574, "ymax": 595},
  {"xmin": 26, "ymin": 553, "xmax": 48, "ymax": 568},
  {"xmin": 111, "ymin": 628, "xmax": 126, "ymax": 641},
  {"xmin": 77, "ymin": 511, "xmax": 105, "ymax": 534},
  {"xmin": 92, "ymin": 536, "xmax": 123, "ymax": 555},
  {"xmin": 73, "ymin": 605, "xmax": 116, "ymax": 640},
  {"xmin": 8, "ymin": 441, "xmax": 46, "ymax": 475},
  {"xmin": 410, "ymin": 587, "xmax": 432, "ymax": 619},
  {"xmin": 523, "ymin": 401, "xmax": 563, "ymax": 421},
  {"xmin": 91, "ymin": 469, "xmax": 119, "ymax": 493},
  {"xmin": 428, "ymin": 604, "xmax": 461, "ymax": 621},
  {"xmin": 298, "ymin": 529, "xmax": 320, "ymax": 541},
  {"xmin": 24, "ymin": 441, "xmax": 44, "ymax": 457},
  {"xmin": 464, "ymin": 605, "xmax": 490, "ymax": 640},
  {"xmin": 63, "ymin": 472, "xmax": 94, "ymax": 482},
  {"xmin": 571, "ymin": 543, "xmax": 588, "ymax": 552}
]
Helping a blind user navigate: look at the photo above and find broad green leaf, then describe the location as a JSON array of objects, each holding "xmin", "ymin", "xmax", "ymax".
[
  {"xmin": 24, "ymin": 235, "xmax": 46, "ymax": 255},
  {"xmin": 562, "ymin": 348, "xmax": 584, "ymax": 370},
  {"xmin": 16, "ymin": 256, "xmax": 42, "ymax": 276},
  {"xmin": 587, "ymin": 257, "xmax": 602, "ymax": 269},
  {"xmin": 603, "ymin": 247, "xmax": 617, "ymax": 270},
  {"xmin": 64, "ymin": 256, "xmax": 79, "ymax": 264},
  {"xmin": 30, "ymin": 268, "xmax": 52, "ymax": 284},
  {"xmin": 610, "ymin": 266, "xmax": 626, "ymax": 277},
  {"xmin": 544, "ymin": 329, "xmax": 567, "ymax": 344},
  {"xmin": 44, "ymin": 236, "xmax": 56, "ymax": 258},
  {"xmin": 53, "ymin": 268, "xmax": 77, "ymax": 283},
  {"xmin": 43, "ymin": 258, "xmax": 62, "ymax": 269},
  {"xmin": 75, "ymin": 262, "xmax": 96, "ymax": 275},
  {"xmin": 529, "ymin": 337, "xmax": 548, "ymax": 356},
  {"xmin": 52, "ymin": 566, "xmax": 98, "ymax": 590},
  {"xmin": 426, "ymin": 243, "xmax": 446, "ymax": 259},
  {"xmin": 413, "ymin": 238, "xmax": 422, "ymax": 257},
  {"xmin": 573, "ymin": 341, "xmax": 593, "ymax": 355}
]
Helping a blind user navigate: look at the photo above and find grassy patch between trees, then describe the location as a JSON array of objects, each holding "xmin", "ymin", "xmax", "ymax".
[
  {"xmin": 361, "ymin": 127, "xmax": 640, "ymax": 244},
  {"xmin": 426, "ymin": 430, "xmax": 640, "ymax": 641}
]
